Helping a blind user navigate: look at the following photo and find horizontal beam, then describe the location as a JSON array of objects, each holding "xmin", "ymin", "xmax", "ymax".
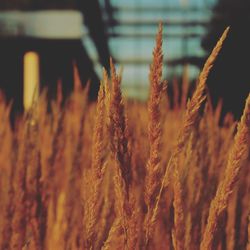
[
  {"xmin": 105, "ymin": 19, "xmax": 209, "ymax": 27},
  {"xmin": 111, "ymin": 56, "xmax": 204, "ymax": 66},
  {"xmin": 108, "ymin": 32, "xmax": 204, "ymax": 39},
  {"xmin": 111, "ymin": 5, "xmax": 213, "ymax": 12}
]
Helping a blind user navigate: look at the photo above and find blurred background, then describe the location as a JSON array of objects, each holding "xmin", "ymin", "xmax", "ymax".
[
  {"xmin": 0, "ymin": 0, "xmax": 249, "ymax": 119},
  {"xmin": 88, "ymin": 0, "xmax": 216, "ymax": 99}
]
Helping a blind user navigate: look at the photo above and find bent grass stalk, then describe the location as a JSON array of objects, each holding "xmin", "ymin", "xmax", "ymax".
[{"xmin": 146, "ymin": 27, "xmax": 230, "ymax": 244}]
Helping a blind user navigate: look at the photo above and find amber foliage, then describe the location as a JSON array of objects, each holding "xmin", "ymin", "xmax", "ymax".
[{"xmin": 0, "ymin": 25, "xmax": 249, "ymax": 250}]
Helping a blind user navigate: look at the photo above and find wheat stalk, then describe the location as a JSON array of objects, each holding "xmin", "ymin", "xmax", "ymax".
[
  {"xmin": 144, "ymin": 22, "xmax": 167, "ymax": 246},
  {"xmin": 84, "ymin": 82, "xmax": 106, "ymax": 248},
  {"xmin": 108, "ymin": 59, "xmax": 132, "ymax": 248}
]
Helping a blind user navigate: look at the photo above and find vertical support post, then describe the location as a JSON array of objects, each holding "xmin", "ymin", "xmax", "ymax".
[{"xmin": 23, "ymin": 51, "xmax": 40, "ymax": 111}]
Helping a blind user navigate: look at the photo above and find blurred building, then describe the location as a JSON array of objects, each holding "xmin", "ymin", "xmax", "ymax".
[
  {"xmin": 0, "ymin": 0, "xmax": 110, "ymax": 115},
  {"xmin": 92, "ymin": 0, "xmax": 217, "ymax": 99}
]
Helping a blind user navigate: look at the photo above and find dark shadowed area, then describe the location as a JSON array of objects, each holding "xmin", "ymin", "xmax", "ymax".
[
  {"xmin": 203, "ymin": 0, "xmax": 250, "ymax": 119},
  {"xmin": 0, "ymin": 0, "xmax": 110, "ymax": 114}
]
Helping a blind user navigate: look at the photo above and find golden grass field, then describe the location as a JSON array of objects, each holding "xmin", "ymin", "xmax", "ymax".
[{"xmin": 0, "ymin": 24, "xmax": 249, "ymax": 250}]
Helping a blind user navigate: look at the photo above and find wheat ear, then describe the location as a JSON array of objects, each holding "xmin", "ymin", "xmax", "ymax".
[
  {"xmin": 144, "ymin": 22, "xmax": 167, "ymax": 245},
  {"xmin": 108, "ymin": 59, "xmax": 131, "ymax": 248},
  {"xmin": 84, "ymin": 81, "xmax": 106, "ymax": 248}
]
